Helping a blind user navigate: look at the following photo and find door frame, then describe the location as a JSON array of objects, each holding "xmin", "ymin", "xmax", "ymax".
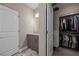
[{"xmin": 46, "ymin": 3, "xmax": 53, "ymax": 56}]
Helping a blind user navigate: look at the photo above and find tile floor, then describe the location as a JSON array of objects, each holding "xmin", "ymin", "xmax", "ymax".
[{"xmin": 13, "ymin": 48, "xmax": 38, "ymax": 56}]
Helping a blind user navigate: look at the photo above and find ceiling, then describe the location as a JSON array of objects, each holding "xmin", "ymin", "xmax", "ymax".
[{"xmin": 26, "ymin": 3, "xmax": 39, "ymax": 9}]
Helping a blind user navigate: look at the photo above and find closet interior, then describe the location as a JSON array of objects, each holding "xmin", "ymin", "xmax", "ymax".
[{"xmin": 59, "ymin": 13, "xmax": 79, "ymax": 49}]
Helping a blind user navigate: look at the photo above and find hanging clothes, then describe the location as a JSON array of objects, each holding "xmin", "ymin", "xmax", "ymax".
[
  {"xmin": 68, "ymin": 36, "xmax": 72, "ymax": 48},
  {"xmin": 63, "ymin": 19, "xmax": 66, "ymax": 30},
  {"xmin": 67, "ymin": 18, "xmax": 71, "ymax": 30},
  {"xmin": 76, "ymin": 36, "xmax": 79, "ymax": 48},
  {"xmin": 71, "ymin": 35, "xmax": 77, "ymax": 48},
  {"xmin": 63, "ymin": 34, "xmax": 69, "ymax": 47},
  {"xmin": 59, "ymin": 14, "xmax": 79, "ymax": 49},
  {"xmin": 76, "ymin": 15, "xmax": 79, "ymax": 32},
  {"xmin": 60, "ymin": 19, "xmax": 63, "ymax": 30},
  {"xmin": 74, "ymin": 16, "xmax": 77, "ymax": 31},
  {"xmin": 70, "ymin": 17, "xmax": 74, "ymax": 30}
]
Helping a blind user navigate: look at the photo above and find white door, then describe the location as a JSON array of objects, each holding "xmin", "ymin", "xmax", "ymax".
[
  {"xmin": 47, "ymin": 3, "xmax": 53, "ymax": 56},
  {"xmin": 0, "ymin": 5, "xmax": 18, "ymax": 32},
  {"xmin": 0, "ymin": 5, "xmax": 19, "ymax": 56}
]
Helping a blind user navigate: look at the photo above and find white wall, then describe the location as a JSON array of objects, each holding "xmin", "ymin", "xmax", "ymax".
[
  {"xmin": 39, "ymin": 3, "xmax": 46, "ymax": 56},
  {"xmin": 53, "ymin": 3, "xmax": 79, "ymax": 47},
  {"xmin": 33, "ymin": 8, "xmax": 39, "ymax": 34}
]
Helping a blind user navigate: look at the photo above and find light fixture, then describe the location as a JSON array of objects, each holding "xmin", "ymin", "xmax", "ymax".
[{"xmin": 35, "ymin": 12, "xmax": 39, "ymax": 18}]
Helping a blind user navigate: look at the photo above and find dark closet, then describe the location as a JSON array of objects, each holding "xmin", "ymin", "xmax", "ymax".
[{"xmin": 59, "ymin": 13, "xmax": 79, "ymax": 49}]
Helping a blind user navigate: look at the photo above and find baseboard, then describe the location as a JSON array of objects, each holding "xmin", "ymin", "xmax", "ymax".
[{"xmin": 19, "ymin": 46, "xmax": 28, "ymax": 53}]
